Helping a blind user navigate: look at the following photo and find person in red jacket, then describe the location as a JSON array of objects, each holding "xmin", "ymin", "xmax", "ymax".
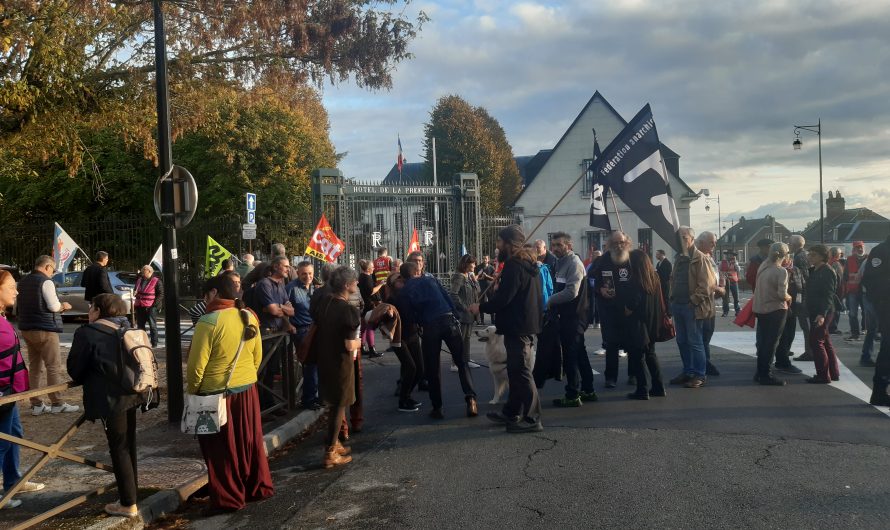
[
  {"xmin": 719, "ymin": 252, "xmax": 742, "ymax": 316},
  {"xmin": 843, "ymin": 241, "xmax": 868, "ymax": 340},
  {"xmin": 745, "ymin": 239, "xmax": 774, "ymax": 293}
]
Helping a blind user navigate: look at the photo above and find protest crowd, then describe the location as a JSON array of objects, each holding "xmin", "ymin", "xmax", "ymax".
[{"xmin": 2, "ymin": 223, "xmax": 889, "ymax": 520}]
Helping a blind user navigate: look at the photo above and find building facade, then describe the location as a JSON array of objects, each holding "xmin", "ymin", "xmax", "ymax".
[{"xmin": 511, "ymin": 92, "xmax": 698, "ymax": 260}]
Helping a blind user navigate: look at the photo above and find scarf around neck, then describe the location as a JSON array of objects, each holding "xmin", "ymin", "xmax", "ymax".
[{"xmin": 206, "ymin": 298, "xmax": 236, "ymax": 313}]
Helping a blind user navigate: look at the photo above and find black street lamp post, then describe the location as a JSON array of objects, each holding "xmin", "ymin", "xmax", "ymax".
[{"xmin": 793, "ymin": 119, "xmax": 823, "ymax": 244}]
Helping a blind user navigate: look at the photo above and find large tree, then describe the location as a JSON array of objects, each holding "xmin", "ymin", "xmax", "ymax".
[
  {"xmin": 0, "ymin": 82, "xmax": 336, "ymax": 225},
  {"xmin": 422, "ymin": 95, "xmax": 521, "ymax": 213},
  {"xmin": 0, "ymin": 0, "xmax": 426, "ymax": 203}
]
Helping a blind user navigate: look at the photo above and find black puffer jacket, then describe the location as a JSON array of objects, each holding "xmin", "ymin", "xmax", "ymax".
[
  {"xmin": 480, "ymin": 256, "xmax": 542, "ymax": 336},
  {"xmin": 67, "ymin": 322, "xmax": 144, "ymax": 420}
]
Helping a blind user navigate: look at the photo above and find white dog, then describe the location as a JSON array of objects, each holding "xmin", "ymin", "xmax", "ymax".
[{"xmin": 475, "ymin": 325, "xmax": 536, "ymax": 404}]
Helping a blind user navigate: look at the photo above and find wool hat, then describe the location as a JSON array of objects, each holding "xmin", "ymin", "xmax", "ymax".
[{"xmin": 498, "ymin": 225, "xmax": 526, "ymax": 246}]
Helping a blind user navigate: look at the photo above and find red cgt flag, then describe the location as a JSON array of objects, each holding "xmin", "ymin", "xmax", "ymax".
[
  {"xmin": 305, "ymin": 214, "xmax": 345, "ymax": 263},
  {"xmin": 407, "ymin": 228, "xmax": 420, "ymax": 254}
]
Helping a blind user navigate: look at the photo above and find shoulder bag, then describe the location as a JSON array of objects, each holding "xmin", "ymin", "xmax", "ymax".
[
  {"xmin": 655, "ymin": 288, "xmax": 676, "ymax": 342},
  {"xmin": 181, "ymin": 310, "xmax": 249, "ymax": 435}
]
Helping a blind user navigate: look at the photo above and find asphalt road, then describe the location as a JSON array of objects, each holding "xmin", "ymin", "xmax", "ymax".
[{"xmin": 158, "ymin": 316, "xmax": 890, "ymax": 530}]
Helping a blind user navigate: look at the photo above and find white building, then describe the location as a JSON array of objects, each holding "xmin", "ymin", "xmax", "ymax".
[{"xmin": 513, "ymin": 91, "xmax": 699, "ymax": 259}]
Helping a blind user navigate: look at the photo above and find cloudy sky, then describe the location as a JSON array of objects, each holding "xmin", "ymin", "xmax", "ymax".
[{"xmin": 322, "ymin": 0, "xmax": 890, "ymax": 235}]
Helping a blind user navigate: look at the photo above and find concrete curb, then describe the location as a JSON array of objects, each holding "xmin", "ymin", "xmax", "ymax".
[{"xmin": 83, "ymin": 408, "xmax": 325, "ymax": 530}]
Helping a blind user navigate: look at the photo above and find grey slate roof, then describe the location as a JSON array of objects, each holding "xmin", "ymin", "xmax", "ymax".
[
  {"xmin": 381, "ymin": 162, "xmax": 428, "ymax": 185},
  {"xmin": 718, "ymin": 216, "xmax": 790, "ymax": 246},
  {"xmin": 801, "ymin": 208, "xmax": 890, "ymax": 243}
]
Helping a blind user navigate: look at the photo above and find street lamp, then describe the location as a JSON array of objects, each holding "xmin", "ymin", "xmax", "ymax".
[
  {"xmin": 792, "ymin": 119, "xmax": 823, "ymax": 244},
  {"xmin": 705, "ymin": 194, "xmax": 722, "ymax": 255}
]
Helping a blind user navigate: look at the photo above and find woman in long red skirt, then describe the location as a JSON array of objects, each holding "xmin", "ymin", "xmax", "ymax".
[{"xmin": 187, "ymin": 275, "xmax": 274, "ymax": 515}]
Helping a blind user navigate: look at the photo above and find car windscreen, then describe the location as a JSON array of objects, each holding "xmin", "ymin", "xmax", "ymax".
[
  {"xmin": 53, "ymin": 272, "xmax": 82, "ymax": 287},
  {"xmin": 114, "ymin": 272, "xmax": 139, "ymax": 286}
]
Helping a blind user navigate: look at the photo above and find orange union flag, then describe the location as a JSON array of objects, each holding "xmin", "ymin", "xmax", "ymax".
[
  {"xmin": 408, "ymin": 228, "xmax": 420, "ymax": 254},
  {"xmin": 305, "ymin": 214, "xmax": 345, "ymax": 263}
]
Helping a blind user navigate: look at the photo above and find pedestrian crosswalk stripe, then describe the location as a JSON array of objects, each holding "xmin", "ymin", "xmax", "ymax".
[{"xmin": 710, "ymin": 331, "xmax": 890, "ymax": 418}]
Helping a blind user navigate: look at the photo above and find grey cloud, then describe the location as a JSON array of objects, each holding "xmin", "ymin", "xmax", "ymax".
[{"xmin": 324, "ymin": 0, "xmax": 890, "ymax": 223}]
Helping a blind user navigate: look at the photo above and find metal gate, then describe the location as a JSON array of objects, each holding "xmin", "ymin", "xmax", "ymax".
[{"xmin": 311, "ymin": 169, "xmax": 483, "ymax": 280}]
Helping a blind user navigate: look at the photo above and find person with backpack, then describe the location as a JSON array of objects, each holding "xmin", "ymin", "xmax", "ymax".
[{"xmin": 66, "ymin": 294, "xmax": 150, "ymax": 518}]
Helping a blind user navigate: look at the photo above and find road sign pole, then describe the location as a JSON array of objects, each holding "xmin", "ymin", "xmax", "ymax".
[{"xmin": 154, "ymin": 0, "xmax": 183, "ymax": 424}]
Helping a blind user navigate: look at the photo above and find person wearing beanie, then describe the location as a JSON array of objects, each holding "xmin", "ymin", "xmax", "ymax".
[{"xmin": 804, "ymin": 244, "xmax": 840, "ymax": 384}]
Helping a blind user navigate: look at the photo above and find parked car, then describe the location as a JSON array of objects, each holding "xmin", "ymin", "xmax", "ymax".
[
  {"xmin": 0, "ymin": 264, "xmax": 22, "ymax": 281},
  {"xmin": 52, "ymin": 270, "xmax": 138, "ymax": 319}
]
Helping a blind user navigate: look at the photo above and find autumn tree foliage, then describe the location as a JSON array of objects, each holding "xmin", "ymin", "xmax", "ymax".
[
  {"xmin": 0, "ymin": 0, "xmax": 425, "ymax": 223},
  {"xmin": 422, "ymin": 95, "xmax": 521, "ymax": 213}
]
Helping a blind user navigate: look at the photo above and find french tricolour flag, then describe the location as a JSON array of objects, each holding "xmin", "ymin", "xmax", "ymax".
[{"xmin": 397, "ymin": 135, "xmax": 404, "ymax": 175}]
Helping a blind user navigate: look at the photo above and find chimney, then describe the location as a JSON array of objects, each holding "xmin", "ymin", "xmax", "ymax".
[{"xmin": 826, "ymin": 190, "xmax": 845, "ymax": 219}]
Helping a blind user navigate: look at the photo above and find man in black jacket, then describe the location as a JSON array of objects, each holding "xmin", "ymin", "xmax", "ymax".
[
  {"xmin": 862, "ymin": 235, "xmax": 890, "ymax": 405},
  {"xmin": 81, "ymin": 251, "xmax": 113, "ymax": 303},
  {"xmin": 590, "ymin": 231, "xmax": 634, "ymax": 387},
  {"xmin": 472, "ymin": 225, "xmax": 543, "ymax": 433}
]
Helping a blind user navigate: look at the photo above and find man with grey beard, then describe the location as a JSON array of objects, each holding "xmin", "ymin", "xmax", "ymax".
[{"xmin": 589, "ymin": 231, "xmax": 634, "ymax": 388}]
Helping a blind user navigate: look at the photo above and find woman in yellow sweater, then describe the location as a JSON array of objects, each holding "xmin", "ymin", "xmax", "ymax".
[{"xmin": 187, "ymin": 275, "xmax": 274, "ymax": 515}]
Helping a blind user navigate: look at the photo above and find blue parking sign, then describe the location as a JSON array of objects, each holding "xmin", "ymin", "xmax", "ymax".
[{"xmin": 247, "ymin": 211, "xmax": 256, "ymax": 224}]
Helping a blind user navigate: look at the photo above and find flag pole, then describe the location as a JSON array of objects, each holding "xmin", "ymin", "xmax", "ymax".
[
  {"xmin": 608, "ymin": 189, "xmax": 624, "ymax": 232},
  {"xmin": 659, "ymin": 156, "xmax": 684, "ymax": 254}
]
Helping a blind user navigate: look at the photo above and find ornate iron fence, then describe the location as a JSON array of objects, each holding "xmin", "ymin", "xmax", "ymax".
[{"xmin": 0, "ymin": 215, "xmax": 313, "ymax": 297}]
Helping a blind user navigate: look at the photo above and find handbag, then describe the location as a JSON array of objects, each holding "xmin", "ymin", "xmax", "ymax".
[
  {"xmin": 734, "ymin": 297, "xmax": 756, "ymax": 329},
  {"xmin": 297, "ymin": 297, "xmax": 333, "ymax": 364},
  {"xmin": 296, "ymin": 323, "xmax": 318, "ymax": 363},
  {"xmin": 655, "ymin": 288, "xmax": 676, "ymax": 342},
  {"xmin": 181, "ymin": 315, "xmax": 248, "ymax": 435}
]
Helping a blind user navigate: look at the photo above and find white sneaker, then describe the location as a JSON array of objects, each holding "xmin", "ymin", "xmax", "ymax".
[
  {"xmin": 17, "ymin": 481, "xmax": 45, "ymax": 493},
  {"xmin": 449, "ymin": 364, "xmax": 459, "ymax": 372},
  {"xmin": 618, "ymin": 350, "xmax": 628, "ymax": 358},
  {"xmin": 468, "ymin": 360, "xmax": 481, "ymax": 369},
  {"xmin": 1, "ymin": 498, "xmax": 22, "ymax": 509},
  {"xmin": 31, "ymin": 404, "xmax": 51, "ymax": 416},
  {"xmin": 594, "ymin": 348, "xmax": 606, "ymax": 356},
  {"xmin": 51, "ymin": 403, "xmax": 79, "ymax": 414}
]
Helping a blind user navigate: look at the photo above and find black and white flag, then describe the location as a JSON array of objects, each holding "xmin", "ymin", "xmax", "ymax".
[
  {"xmin": 589, "ymin": 130, "xmax": 611, "ymax": 230},
  {"xmin": 591, "ymin": 104, "xmax": 680, "ymax": 250}
]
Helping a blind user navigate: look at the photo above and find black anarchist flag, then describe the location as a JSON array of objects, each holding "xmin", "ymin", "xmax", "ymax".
[
  {"xmin": 591, "ymin": 104, "xmax": 680, "ymax": 251},
  {"xmin": 589, "ymin": 129, "xmax": 611, "ymax": 231}
]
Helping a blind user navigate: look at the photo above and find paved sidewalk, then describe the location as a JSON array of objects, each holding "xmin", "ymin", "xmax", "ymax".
[{"xmin": 0, "ymin": 339, "xmax": 324, "ymax": 530}]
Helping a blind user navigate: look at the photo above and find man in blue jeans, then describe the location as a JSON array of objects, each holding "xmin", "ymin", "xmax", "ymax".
[
  {"xmin": 860, "ymin": 294, "xmax": 879, "ymax": 367},
  {"xmin": 287, "ymin": 261, "xmax": 319, "ymax": 409},
  {"xmin": 696, "ymin": 231, "xmax": 725, "ymax": 377},
  {"xmin": 669, "ymin": 226, "xmax": 717, "ymax": 389}
]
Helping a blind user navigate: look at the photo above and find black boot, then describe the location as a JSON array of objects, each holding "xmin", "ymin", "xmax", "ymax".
[
  {"xmin": 869, "ymin": 383, "xmax": 890, "ymax": 406},
  {"xmin": 627, "ymin": 388, "xmax": 649, "ymax": 400}
]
